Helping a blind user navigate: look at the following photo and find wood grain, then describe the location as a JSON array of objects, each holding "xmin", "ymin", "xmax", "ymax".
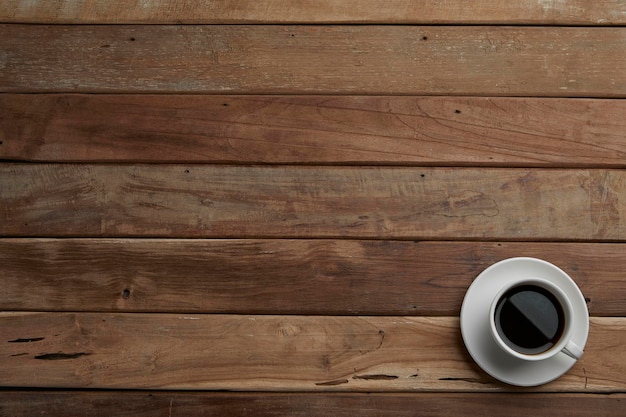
[
  {"xmin": 2, "ymin": 95, "xmax": 626, "ymax": 166},
  {"xmin": 2, "ymin": 25, "xmax": 626, "ymax": 96},
  {"xmin": 1, "ymin": 392, "xmax": 625, "ymax": 417},
  {"xmin": 2, "ymin": 165, "xmax": 625, "ymax": 240},
  {"xmin": 1, "ymin": 0, "xmax": 625, "ymax": 25},
  {"xmin": 0, "ymin": 313, "xmax": 623, "ymax": 391},
  {"xmin": 2, "ymin": 0, "xmax": 626, "ymax": 410},
  {"xmin": 0, "ymin": 239, "xmax": 622, "ymax": 316}
]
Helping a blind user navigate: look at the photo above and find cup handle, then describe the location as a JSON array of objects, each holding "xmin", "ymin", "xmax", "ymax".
[{"xmin": 562, "ymin": 340, "xmax": 584, "ymax": 360}]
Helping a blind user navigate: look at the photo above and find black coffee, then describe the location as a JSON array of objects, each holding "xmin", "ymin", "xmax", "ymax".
[{"xmin": 494, "ymin": 285, "xmax": 565, "ymax": 355}]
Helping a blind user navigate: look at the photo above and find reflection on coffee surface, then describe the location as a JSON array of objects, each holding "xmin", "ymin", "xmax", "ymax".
[{"xmin": 494, "ymin": 285, "xmax": 565, "ymax": 355}]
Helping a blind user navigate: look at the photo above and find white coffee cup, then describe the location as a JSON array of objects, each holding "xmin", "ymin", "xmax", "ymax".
[{"xmin": 489, "ymin": 277, "xmax": 583, "ymax": 361}]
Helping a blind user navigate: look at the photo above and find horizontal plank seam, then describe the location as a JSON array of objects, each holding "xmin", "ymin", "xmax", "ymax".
[
  {"xmin": 2, "ymin": 389, "xmax": 626, "ymax": 395},
  {"xmin": 3, "ymin": 22, "xmax": 626, "ymax": 27},
  {"xmin": 4, "ymin": 92, "xmax": 626, "ymax": 99},
  {"xmin": 3, "ymin": 161, "xmax": 626, "ymax": 169},
  {"xmin": 0, "ymin": 238, "xmax": 624, "ymax": 244},
  {"xmin": 3, "ymin": 92, "xmax": 626, "ymax": 99},
  {"xmin": 0, "ymin": 387, "xmax": 624, "ymax": 394},
  {"xmin": 0, "ymin": 312, "xmax": 621, "ymax": 319},
  {"xmin": 2, "ymin": 236, "xmax": 626, "ymax": 243}
]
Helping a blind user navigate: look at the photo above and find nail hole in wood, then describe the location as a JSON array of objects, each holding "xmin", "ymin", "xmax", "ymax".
[{"xmin": 122, "ymin": 289, "xmax": 131, "ymax": 299}]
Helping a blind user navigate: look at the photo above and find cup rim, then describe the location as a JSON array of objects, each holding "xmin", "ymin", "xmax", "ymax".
[{"xmin": 489, "ymin": 276, "xmax": 575, "ymax": 362}]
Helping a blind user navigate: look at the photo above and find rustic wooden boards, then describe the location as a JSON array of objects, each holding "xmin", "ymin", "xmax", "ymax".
[
  {"xmin": 2, "ymin": 95, "xmax": 626, "ymax": 166},
  {"xmin": 1, "ymin": 312, "xmax": 624, "ymax": 391},
  {"xmin": 1, "ymin": 0, "xmax": 626, "ymax": 413},
  {"xmin": 2, "ymin": 165, "xmax": 625, "ymax": 240},
  {"xmin": 2, "ymin": 25, "xmax": 626, "ymax": 96},
  {"xmin": 0, "ymin": 239, "xmax": 624, "ymax": 316},
  {"xmin": 2, "ymin": 0, "xmax": 626, "ymax": 25}
]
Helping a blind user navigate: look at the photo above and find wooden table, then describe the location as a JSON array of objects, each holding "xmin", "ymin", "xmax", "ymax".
[{"xmin": 1, "ymin": 1, "xmax": 626, "ymax": 415}]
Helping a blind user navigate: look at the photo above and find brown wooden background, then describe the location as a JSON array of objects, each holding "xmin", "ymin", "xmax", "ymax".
[{"xmin": 1, "ymin": 1, "xmax": 626, "ymax": 415}]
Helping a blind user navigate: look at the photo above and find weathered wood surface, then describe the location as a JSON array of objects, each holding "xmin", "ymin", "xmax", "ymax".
[
  {"xmin": 1, "ymin": 0, "xmax": 625, "ymax": 412},
  {"xmin": 0, "ymin": 313, "xmax": 623, "ymax": 391},
  {"xmin": 2, "ymin": 95, "xmax": 626, "ymax": 166},
  {"xmin": 2, "ymin": 165, "xmax": 625, "ymax": 240},
  {"xmin": 2, "ymin": 25, "xmax": 626, "ymax": 96},
  {"xmin": 2, "ymin": 392, "xmax": 625, "ymax": 417},
  {"xmin": 0, "ymin": 239, "xmax": 622, "ymax": 316},
  {"xmin": 1, "ymin": 0, "xmax": 625, "ymax": 25}
]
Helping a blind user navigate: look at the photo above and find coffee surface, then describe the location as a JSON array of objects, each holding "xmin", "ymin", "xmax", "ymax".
[{"xmin": 494, "ymin": 285, "xmax": 565, "ymax": 355}]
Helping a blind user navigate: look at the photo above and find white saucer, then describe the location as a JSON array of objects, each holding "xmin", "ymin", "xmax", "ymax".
[{"xmin": 460, "ymin": 257, "xmax": 589, "ymax": 386}]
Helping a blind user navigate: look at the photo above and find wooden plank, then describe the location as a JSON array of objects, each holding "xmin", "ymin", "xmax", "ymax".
[
  {"xmin": 1, "ymin": 0, "xmax": 625, "ymax": 25},
  {"xmin": 2, "ymin": 165, "xmax": 625, "ymax": 241},
  {"xmin": 0, "ymin": 239, "xmax": 622, "ymax": 316},
  {"xmin": 2, "ymin": 25, "xmax": 626, "ymax": 96},
  {"xmin": 3, "ymin": 95, "xmax": 626, "ymax": 167},
  {"xmin": 1, "ymin": 392, "xmax": 625, "ymax": 417},
  {"xmin": 0, "ymin": 313, "xmax": 623, "ymax": 391}
]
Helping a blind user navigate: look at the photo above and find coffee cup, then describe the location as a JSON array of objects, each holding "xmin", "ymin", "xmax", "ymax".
[{"xmin": 489, "ymin": 277, "xmax": 583, "ymax": 361}]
